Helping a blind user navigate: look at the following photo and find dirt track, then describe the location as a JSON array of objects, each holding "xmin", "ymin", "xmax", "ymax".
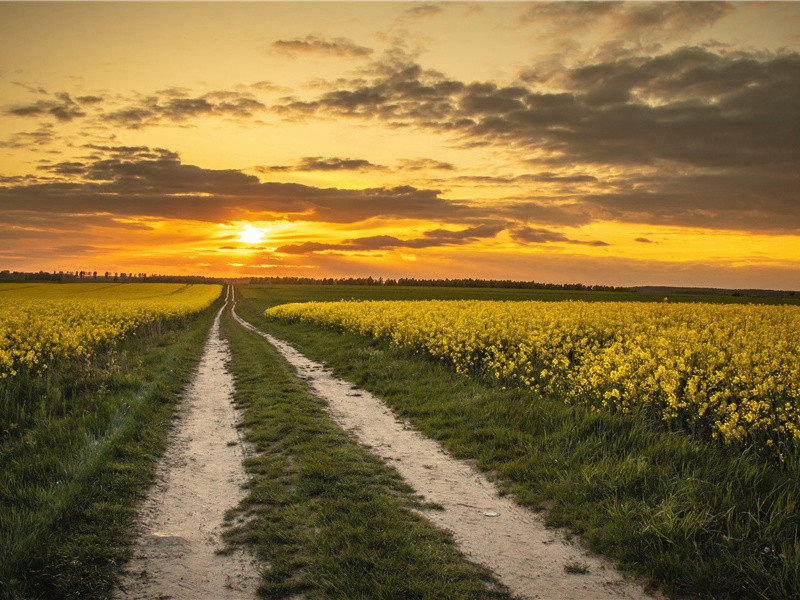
[{"xmin": 116, "ymin": 290, "xmax": 259, "ymax": 599}]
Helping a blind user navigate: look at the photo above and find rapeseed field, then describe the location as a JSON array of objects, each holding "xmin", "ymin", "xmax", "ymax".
[
  {"xmin": 0, "ymin": 283, "xmax": 221, "ymax": 378},
  {"xmin": 268, "ymin": 299, "xmax": 800, "ymax": 463}
]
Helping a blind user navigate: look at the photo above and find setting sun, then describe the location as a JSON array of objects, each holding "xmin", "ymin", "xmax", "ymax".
[{"xmin": 238, "ymin": 225, "xmax": 268, "ymax": 245}]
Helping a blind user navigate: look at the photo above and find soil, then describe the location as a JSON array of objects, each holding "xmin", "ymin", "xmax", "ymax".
[
  {"xmin": 115, "ymin": 295, "xmax": 259, "ymax": 600},
  {"xmin": 233, "ymin": 305, "xmax": 663, "ymax": 600}
]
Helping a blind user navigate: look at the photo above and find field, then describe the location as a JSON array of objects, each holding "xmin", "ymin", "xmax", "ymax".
[
  {"xmin": 1, "ymin": 283, "xmax": 222, "ymax": 598},
  {"xmin": 0, "ymin": 283, "xmax": 221, "ymax": 379},
  {"xmin": 267, "ymin": 299, "xmax": 800, "ymax": 464},
  {"xmin": 241, "ymin": 284, "xmax": 800, "ymax": 599},
  {"xmin": 3, "ymin": 282, "xmax": 799, "ymax": 599}
]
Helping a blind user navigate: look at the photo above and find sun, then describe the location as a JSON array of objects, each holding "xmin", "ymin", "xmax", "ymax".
[{"xmin": 238, "ymin": 224, "xmax": 268, "ymax": 244}]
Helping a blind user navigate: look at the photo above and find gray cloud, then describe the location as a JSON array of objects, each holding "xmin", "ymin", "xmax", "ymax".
[
  {"xmin": 276, "ymin": 223, "xmax": 503, "ymax": 254},
  {"xmin": 519, "ymin": 2, "xmax": 732, "ymax": 47},
  {"xmin": 106, "ymin": 91, "xmax": 265, "ymax": 129},
  {"xmin": 259, "ymin": 156, "xmax": 387, "ymax": 173},
  {"xmin": 273, "ymin": 46, "xmax": 799, "ymax": 232},
  {"xmin": 0, "ymin": 123, "xmax": 56, "ymax": 149},
  {"xmin": 8, "ymin": 92, "xmax": 86, "ymax": 122},
  {"xmin": 404, "ymin": 3, "xmax": 444, "ymax": 19},
  {"xmin": 271, "ymin": 35, "xmax": 373, "ymax": 58},
  {"xmin": 76, "ymin": 95, "xmax": 103, "ymax": 105},
  {"xmin": 7, "ymin": 86, "xmax": 265, "ymax": 130},
  {"xmin": 510, "ymin": 226, "xmax": 609, "ymax": 247},
  {"xmin": 0, "ymin": 146, "xmax": 479, "ymax": 225},
  {"xmin": 397, "ymin": 158, "xmax": 455, "ymax": 171}
]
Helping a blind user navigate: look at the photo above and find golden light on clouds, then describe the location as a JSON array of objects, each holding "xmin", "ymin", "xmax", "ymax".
[{"xmin": 0, "ymin": 2, "xmax": 798, "ymax": 289}]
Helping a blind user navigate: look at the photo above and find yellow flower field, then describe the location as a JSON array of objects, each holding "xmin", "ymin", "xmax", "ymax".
[
  {"xmin": 268, "ymin": 299, "xmax": 800, "ymax": 462},
  {"xmin": 0, "ymin": 283, "xmax": 221, "ymax": 378}
]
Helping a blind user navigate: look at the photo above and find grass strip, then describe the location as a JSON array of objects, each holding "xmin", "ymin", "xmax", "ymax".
[
  {"xmin": 237, "ymin": 285, "xmax": 800, "ymax": 600},
  {"xmin": 0, "ymin": 298, "xmax": 222, "ymax": 600},
  {"xmin": 219, "ymin": 294, "xmax": 511, "ymax": 599}
]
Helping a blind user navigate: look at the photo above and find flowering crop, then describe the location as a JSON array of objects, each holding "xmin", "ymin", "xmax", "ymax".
[
  {"xmin": 0, "ymin": 283, "xmax": 221, "ymax": 378},
  {"xmin": 268, "ymin": 299, "xmax": 800, "ymax": 463}
]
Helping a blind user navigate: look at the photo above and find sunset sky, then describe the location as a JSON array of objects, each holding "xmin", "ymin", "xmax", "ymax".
[{"xmin": 1, "ymin": 1, "xmax": 798, "ymax": 288}]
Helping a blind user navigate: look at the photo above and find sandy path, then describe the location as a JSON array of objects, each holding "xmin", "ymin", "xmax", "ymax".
[
  {"xmin": 116, "ymin": 289, "xmax": 259, "ymax": 600},
  {"xmin": 233, "ymin": 304, "xmax": 661, "ymax": 600}
]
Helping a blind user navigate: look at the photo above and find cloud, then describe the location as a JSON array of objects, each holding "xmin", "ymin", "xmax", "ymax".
[
  {"xmin": 258, "ymin": 156, "xmax": 387, "ymax": 173},
  {"xmin": 519, "ymin": 2, "xmax": 732, "ymax": 49},
  {"xmin": 452, "ymin": 172, "xmax": 597, "ymax": 186},
  {"xmin": 106, "ymin": 91, "xmax": 265, "ymax": 128},
  {"xmin": 8, "ymin": 92, "xmax": 86, "ymax": 122},
  {"xmin": 397, "ymin": 158, "xmax": 455, "ymax": 171},
  {"xmin": 273, "ymin": 46, "xmax": 799, "ymax": 232},
  {"xmin": 76, "ymin": 95, "xmax": 104, "ymax": 105},
  {"xmin": 404, "ymin": 3, "xmax": 443, "ymax": 19},
  {"xmin": 0, "ymin": 146, "xmax": 481, "ymax": 225},
  {"xmin": 510, "ymin": 226, "xmax": 609, "ymax": 247},
  {"xmin": 6, "ymin": 85, "xmax": 266, "ymax": 131},
  {"xmin": 276, "ymin": 223, "xmax": 504, "ymax": 254},
  {"xmin": 271, "ymin": 35, "xmax": 373, "ymax": 58},
  {"xmin": 635, "ymin": 237, "xmax": 655, "ymax": 244},
  {"xmin": 0, "ymin": 123, "xmax": 56, "ymax": 149}
]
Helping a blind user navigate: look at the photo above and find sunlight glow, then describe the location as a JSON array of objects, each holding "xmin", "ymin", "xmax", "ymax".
[{"xmin": 238, "ymin": 224, "xmax": 269, "ymax": 244}]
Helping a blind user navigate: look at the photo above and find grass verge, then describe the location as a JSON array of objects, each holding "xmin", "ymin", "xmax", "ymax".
[
  {"xmin": 219, "ymin": 293, "xmax": 510, "ymax": 599},
  {"xmin": 0, "ymin": 298, "xmax": 222, "ymax": 600},
  {"xmin": 237, "ymin": 285, "xmax": 800, "ymax": 600}
]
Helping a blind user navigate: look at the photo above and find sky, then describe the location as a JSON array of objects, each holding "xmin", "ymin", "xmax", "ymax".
[{"xmin": 0, "ymin": 1, "xmax": 798, "ymax": 289}]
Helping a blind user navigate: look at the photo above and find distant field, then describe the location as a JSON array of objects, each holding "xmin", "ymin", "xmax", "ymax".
[{"xmin": 242, "ymin": 283, "xmax": 800, "ymax": 308}]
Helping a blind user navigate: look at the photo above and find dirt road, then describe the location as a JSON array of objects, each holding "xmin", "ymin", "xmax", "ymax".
[{"xmin": 116, "ymin": 289, "xmax": 259, "ymax": 599}]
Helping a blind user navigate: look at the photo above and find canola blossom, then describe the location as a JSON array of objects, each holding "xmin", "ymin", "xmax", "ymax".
[
  {"xmin": 0, "ymin": 283, "xmax": 221, "ymax": 378},
  {"xmin": 268, "ymin": 300, "xmax": 800, "ymax": 462}
]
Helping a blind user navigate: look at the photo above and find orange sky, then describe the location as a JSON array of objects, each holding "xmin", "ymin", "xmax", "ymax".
[{"xmin": 1, "ymin": 1, "xmax": 798, "ymax": 289}]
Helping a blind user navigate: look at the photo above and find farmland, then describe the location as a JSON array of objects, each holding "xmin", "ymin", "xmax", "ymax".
[
  {"xmin": 267, "ymin": 299, "xmax": 800, "ymax": 464},
  {"xmin": 3, "ymin": 281, "xmax": 799, "ymax": 599},
  {"xmin": 1, "ymin": 283, "xmax": 222, "ymax": 598},
  {"xmin": 237, "ymin": 283, "xmax": 800, "ymax": 598}
]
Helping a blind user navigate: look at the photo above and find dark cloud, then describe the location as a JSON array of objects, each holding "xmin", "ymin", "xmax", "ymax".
[
  {"xmin": 259, "ymin": 156, "xmax": 387, "ymax": 173},
  {"xmin": 519, "ymin": 2, "xmax": 732, "ymax": 45},
  {"xmin": 8, "ymin": 92, "xmax": 85, "ymax": 121},
  {"xmin": 0, "ymin": 124, "xmax": 55, "ymax": 149},
  {"xmin": 106, "ymin": 91, "xmax": 265, "ymax": 128},
  {"xmin": 453, "ymin": 172, "xmax": 597, "ymax": 185},
  {"xmin": 271, "ymin": 35, "xmax": 373, "ymax": 58},
  {"xmin": 38, "ymin": 161, "xmax": 86, "ymax": 176},
  {"xmin": 76, "ymin": 95, "xmax": 103, "ymax": 105},
  {"xmin": 0, "ymin": 146, "xmax": 479, "ymax": 225},
  {"xmin": 8, "ymin": 87, "xmax": 266, "ymax": 130},
  {"xmin": 404, "ymin": 3, "xmax": 443, "ymax": 19},
  {"xmin": 510, "ymin": 226, "xmax": 609, "ymax": 247},
  {"xmin": 274, "ymin": 62, "xmax": 466, "ymax": 122},
  {"xmin": 397, "ymin": 158, "xmax": 455, "ymax": 171},
  {"xmin": 635, "ymin": 237, "xmax": 655, "ymax": 244},
  {"xmin": 276, "ymin": 223, "xmax": 503, "ymax": 255},
  {"xmin": 274, "ymin": 46, "xmax": 799, "ymax": 232},
  {"xmin": 423, "ymin": 223, "xmax": 505, "ymax": 240}
]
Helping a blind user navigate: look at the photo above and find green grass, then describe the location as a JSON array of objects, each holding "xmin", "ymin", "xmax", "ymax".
[
  {"xmin": 240, "ymin": 283, "xmax": 799, "ymax": 307},
  {"xmin": 0, "ymin": 299, "xmax": 222, "ymax": 600},
  {"xmin": 220, "ymin": 291, "xmax": 511, "ymax": 599},
  {"xmin": 238, "ymin": 283, "xmax": 800, "ymax": 600}
]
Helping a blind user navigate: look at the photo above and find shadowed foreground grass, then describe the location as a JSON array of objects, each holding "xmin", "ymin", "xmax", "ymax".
[
  {"xmin": 220, "ymin": 297, "xmax": 511, "ymax": 599},
  {"xmin": 237, "ymin": 284, "xmax": 800, "ymax": 600},
  {"xmin": 0, "ymin": 300, "xmax": 221, "ymax": 600}
]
